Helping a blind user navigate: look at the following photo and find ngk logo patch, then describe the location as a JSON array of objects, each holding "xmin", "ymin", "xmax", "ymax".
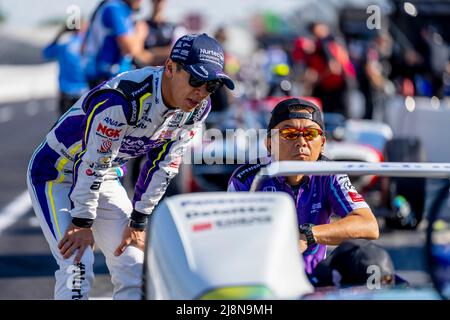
[{"xmin": 96, "ymin": 123, "xmax": 121, "ymax": 139}]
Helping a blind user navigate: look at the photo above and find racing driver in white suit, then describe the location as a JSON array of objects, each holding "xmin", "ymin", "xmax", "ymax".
[{"xmin": 27, "ymin": 33, "xmax": 234, "ymax": 299}]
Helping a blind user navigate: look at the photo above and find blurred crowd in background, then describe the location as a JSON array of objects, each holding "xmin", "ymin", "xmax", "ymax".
[
  {"xmin": 1, "ymin": 0, "xmax": 450, "ymax": 226},
  {"xmin": 25, "ymin": 0, "xmax": 449, "ymax": 120}
]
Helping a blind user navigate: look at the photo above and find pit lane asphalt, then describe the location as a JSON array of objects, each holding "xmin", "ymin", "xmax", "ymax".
[{"xmin": 0, "ymin": 98, "xmax": 431, "ymax": 299}]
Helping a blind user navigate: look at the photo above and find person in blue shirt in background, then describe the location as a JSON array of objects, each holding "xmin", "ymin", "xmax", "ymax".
[
  {"xmin": 43, "ymin": 21, "xmax": 89, "ymax": 115},
  {"xmin": 82, "ymin": 0, "xmax": 155, "ymax": 88}
]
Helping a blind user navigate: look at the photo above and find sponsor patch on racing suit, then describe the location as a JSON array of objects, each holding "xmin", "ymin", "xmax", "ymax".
[
  {"xmin": 227, "ymin": 158, "xmax": 369, "ymax": 274},
  {"xmin": 34, "ymin": 66, "xmax": 210, "ymax": 220}
]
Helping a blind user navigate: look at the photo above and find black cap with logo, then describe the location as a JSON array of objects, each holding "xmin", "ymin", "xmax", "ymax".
[
  {"xmin": 267, "ymin": 98, "xmax": 324, "ymax": 134},
  {"xmin": 170, "ymin": 33, "xmax": 235, "ymax": 90}
]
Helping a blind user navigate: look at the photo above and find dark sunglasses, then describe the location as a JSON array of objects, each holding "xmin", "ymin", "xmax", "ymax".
[
  {"xmin": 179, "ymin": 64, "xmax": 223, "ymax": 93},
  {"xmin": 278, "ymin": 127, "xmax": 323, "ymax": 141}
]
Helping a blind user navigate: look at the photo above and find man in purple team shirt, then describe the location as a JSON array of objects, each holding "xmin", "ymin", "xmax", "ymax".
[{"xmin": 228, "ymin": 98, "xmax": 379, "ymax": 276}]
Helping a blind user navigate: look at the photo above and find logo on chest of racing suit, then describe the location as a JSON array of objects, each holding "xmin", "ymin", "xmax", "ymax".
[
  {"xmin": 167, "ymin": 111, "xmax": 184, "ymax": 128},
  {"xmin": 158, "ymin": 130, "xmax": 175, "ymax": 140},
  {"xmin": 119, "ymin": 136, "xmax": 167, "ymax": 157},
  {"xmin": 102, "ymin": 117, "xmax": 125, "ymax": 127},
  {"xmin": 98, "ymin": 140, "xmax": 112, "ymax": 153},
  {"xmin": 135, "ymin": 112, "xmax": 152, "ymax": 129},
  {"xmin": 185, "ymin": 100, "xmax": 209, "ymax": 125},
  {"xmin": 96, "ymin": 123, "xmax": 121, "ymax": 139}
]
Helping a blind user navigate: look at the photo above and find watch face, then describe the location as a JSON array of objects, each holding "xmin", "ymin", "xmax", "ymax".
[{"xmin": 300, "ymin": 224, "xmax": 310, "ymax": 232}]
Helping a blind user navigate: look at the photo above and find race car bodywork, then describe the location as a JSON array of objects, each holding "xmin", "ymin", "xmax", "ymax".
[
  {"xmin": 144, "ymin": 192, "xmax": 314, "ymax": 300},
  {"xmin": 144, "ymin": 161, "xmax": 450, "ymax": 300}
]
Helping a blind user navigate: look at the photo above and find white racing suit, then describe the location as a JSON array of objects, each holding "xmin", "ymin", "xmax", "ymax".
[{"xmin": 27, "ymin": 66, "xmax": 210, "ymax": 299}]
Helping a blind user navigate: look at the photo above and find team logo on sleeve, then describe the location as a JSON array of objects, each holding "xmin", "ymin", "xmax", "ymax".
[
  {"xmin": 348, "ymin": 192, "xmax": 364, "ymax": 203},
  {"xmin": 338, "ymin": 175, "xmax": 357, "ymax": 191}
]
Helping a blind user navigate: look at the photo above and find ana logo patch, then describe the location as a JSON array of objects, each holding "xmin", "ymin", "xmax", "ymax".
[{"xmin": 103, "ymin": 117, "xmax": 125, "ymax": 127}]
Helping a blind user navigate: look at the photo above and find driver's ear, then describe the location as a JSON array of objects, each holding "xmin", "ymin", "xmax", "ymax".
[
  {"xmin": 265, "ymin": 136, "xmax": 271, "ymax": 154},
  {"xmin": 321, "ymin": 136, "xmax": 326, "ymax": 153},
  {"xmin": 165, "ymin": 59, "xmax": 175, "ymax": 78}
]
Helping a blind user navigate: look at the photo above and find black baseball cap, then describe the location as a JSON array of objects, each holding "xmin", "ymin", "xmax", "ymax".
[
  {"xmin": 267, "ymin": 98, "xmax": 324, "ymax": 133},
  {"xmin": 313, "ymin": 239, "xmax": 395, "ymax": 287},
  {"xmin": 170, "ymin": 33, "xmax": 235, "ymax": 90}
]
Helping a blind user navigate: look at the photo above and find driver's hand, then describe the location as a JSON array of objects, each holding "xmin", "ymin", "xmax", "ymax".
[
  {"xmin": 114, "ymin": 226, "xmax": 146, "ymax": 256},
  {"xmin": 58, "ymin": 224, "xmax": 95, "ymax": 264}
]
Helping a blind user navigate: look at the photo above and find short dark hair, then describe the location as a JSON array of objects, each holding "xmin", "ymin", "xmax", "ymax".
[{"xmin": 175, "ymin": 62, "xmax": 183, "ymax": 72}]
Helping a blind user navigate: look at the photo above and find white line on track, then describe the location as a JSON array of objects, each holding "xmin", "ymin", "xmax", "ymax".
[{"xmin": 0, "ymin": 191, "xmax": 32, "ymax": 234}]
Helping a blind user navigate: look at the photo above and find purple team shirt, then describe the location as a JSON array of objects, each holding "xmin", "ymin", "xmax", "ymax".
[{"xmin": 227, "ymin": 159, "xmax": 369, "ymax": 274}]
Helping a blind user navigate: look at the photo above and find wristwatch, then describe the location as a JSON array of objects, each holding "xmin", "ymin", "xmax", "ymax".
[
  {"xmin": 299, "ymin": 223, "xmax": 316, "ymax": 247},
  {"xmin": 129, "ymin": 219, "xmax": 147, "ymax": 231},
  {"xmin": 129, "ymin": 210, "xmax": 148, "ymax": 231}
]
